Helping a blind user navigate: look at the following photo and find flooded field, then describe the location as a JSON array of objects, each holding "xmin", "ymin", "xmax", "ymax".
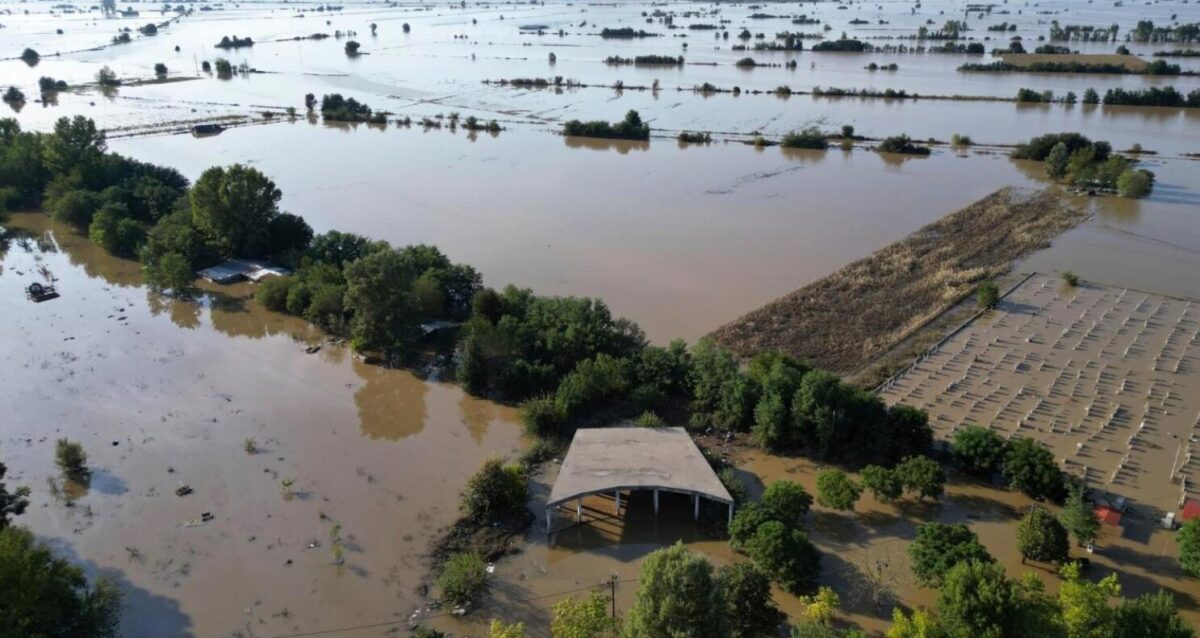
[
  {"xmin": 0, "ymin": 214, "xmax": 524, "ymax": 637},
  {"xmin": 3, "ymin": 0, "xmax": 1200, "ymax": 635}
]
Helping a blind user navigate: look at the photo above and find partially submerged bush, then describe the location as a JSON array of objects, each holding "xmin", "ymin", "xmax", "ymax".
[
  {"xmin": 977, "ymin": 280, "xmax": 1000, "ymax": 309},
  {"xmin": 562, "ymin": 110, "xmax": 649, "ymax": 141},
  {"xmin": 438, "ymin": 551, "xmax": 486, "ymax": 606},
  {"xmin": 780, "ymin": 127, "xmax": 828, "ymax": 150},
  {"xmin": 55, "ymin": 439, "xmax": 90, "ymax": 483},
  {"xmin": 877, "ymin": 134, "xmax": 931, "ymax": 155},
  {"xmin": 461, "ymin": 458, "xmax": 528, "ymax": 523}
]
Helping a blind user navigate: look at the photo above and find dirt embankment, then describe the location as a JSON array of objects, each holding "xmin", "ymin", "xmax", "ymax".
[
  {"xmin": 707, "ymin": 187, "xmax": 1087, "ymax": 374},
  {"xmin": 1000, "ymin": 52, "xmax": 1149, "ymax": 71}
]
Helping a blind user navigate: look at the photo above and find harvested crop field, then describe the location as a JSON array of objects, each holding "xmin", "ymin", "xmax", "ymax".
[
  {"xmin": 1000, "ymin": 52, "xmax": 1149, "ymax": 71},
  {"xmin": 708, "ymin": 188, "xmax": 1088, "ymax": 373}
]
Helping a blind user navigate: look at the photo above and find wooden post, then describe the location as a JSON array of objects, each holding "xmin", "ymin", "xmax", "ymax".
[
  {"xmin": 615, "ymin": 490, "xmax": 621, "ymax": 516},
  {"xmin": 577, "ymin": 498, "xmax": 583, "ymax": 522},
  {"xmin": 546, "ymin": 507, "xmax": 552, "ymax": 536},
  {"xmin": 654, "ymin": 488, "xmax": 659, "ymax": 515},
  {"xmin": 728, "ymin": 502, "xmax": 734, "ymax": 526},
  {"xmin": 693, "ymin": 494, "xmax": 699, "ymax": 520}
]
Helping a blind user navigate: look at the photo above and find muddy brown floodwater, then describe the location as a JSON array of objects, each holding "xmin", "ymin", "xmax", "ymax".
[{"xmin": 0, "ymin": 213, "xmax": 524, "ymax": 637}]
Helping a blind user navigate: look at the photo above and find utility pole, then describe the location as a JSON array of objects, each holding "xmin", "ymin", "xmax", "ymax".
[{"xmin": 610, "ymin": 576, "xmax": 617, "ymax": 619}]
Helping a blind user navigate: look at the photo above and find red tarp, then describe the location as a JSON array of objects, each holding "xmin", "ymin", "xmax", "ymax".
[
  {"xmin": 1181, "ymin": 499, "xmax": 1200, "ymax": 522},
  {"xmin": 1095, "ymin": 506, "xmax": 1123, "ymax": 527}
]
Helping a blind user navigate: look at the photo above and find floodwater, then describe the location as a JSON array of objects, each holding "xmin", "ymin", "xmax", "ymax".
[
  {"xmin": 0, "ymin": 213, "xmax": 524, "ymax": 637},
  {"xmin": 3, "ymin": 0, "xmax": 1200, "ymax": 635}
]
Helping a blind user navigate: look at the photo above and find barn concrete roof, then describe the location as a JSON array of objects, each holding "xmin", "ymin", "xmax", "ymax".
[{"xmin": 547, "ymin": 427, "xmax": 733, "ymax": 507}]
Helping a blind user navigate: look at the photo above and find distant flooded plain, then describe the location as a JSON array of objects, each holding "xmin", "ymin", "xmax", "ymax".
[{"xmin": 4, "ymin": 0, "xmax": 1200, "ymax": 636}]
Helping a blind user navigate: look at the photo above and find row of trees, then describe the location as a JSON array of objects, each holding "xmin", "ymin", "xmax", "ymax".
[
  {"xmin": 563, "ymin": 110, "xmax": 650, "ymax": 141},
  {"xmin": 1012, "ymin": 131, "xmax": 1154, "ymax": 198}
]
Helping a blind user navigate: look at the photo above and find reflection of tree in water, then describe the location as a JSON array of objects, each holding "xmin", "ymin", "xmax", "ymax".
[
  {"xmin": 146, "ymin": 291, "xmax": 201, "ymax": 330},
  {"xmin": 352, "ymin": 359, "xmax": 429, "ymax": 440},
  {"xmin": 206, "ymin": 293, "xmax": 271, "ymax": 339},
  {"xmin": 46, "ymin": 223, "xmax": 142, "ymax": 288},
  {"xmin": 457, "ymin": 390, "xmax": 515, "ymax": 443}
]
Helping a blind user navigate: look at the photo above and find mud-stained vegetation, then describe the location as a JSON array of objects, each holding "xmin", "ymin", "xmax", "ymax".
[{"xmin": 709, "ymin": 188, "xmax": 1089, "ymax": 374}]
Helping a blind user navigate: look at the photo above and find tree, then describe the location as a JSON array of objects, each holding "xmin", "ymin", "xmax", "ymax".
[
  {"xmin": 1017, "ymin": 507, "xmax": 1070, "ymax": 564},
  {"xmin": 624, "ymin": 542, "xmax": 729, "ymax": 638},
  {"xmin": 438, "ymin": 552, "xmax": 486, "ymax": 606},
  {"xmin": 761, "ymin": 480, "xmax": 812, "ymax": 526},
  {"xmin": 1114, "ymin": 590, "xmax": 1195, "ymax": 638},
  {"xmin": 1003, "ymin": 438, "xmax": 1066, "ymax": 502},
  {"xmin": 977, "ymin": 280, "xmax": 1000, "ymax": 309},
  {"xmin": 1046, "ymin": 142, "xmax": 1071, "ymax": 179},
  {"xmin": 1058, "ymin": 486, "xmax": 1099, "ymax": 547},
  {"xmin": 490, "ymin": 620, "xmax": 525, "ymax": 638},
  {"xmin": 745, "ymin": 521, "xmax": 821, "ymax": 594},
  {"xmin": 96, "ymin": 66, "xmax": 119, "ymax": 86},
  {"xmin": 0, "ymin": 526, "xmax": 122, "ymax": 637},
  {"xmin": 815, "ymin": 470, "xmax": 860, "ymax": 511},
  {"xmin": 1117, "ymin": 169, "xmax": 1152, "ymax": 198},
  {"xmin": 51, "ymin": 189, "xmax": 101, "ymax": 229},
  {"xmin": 189, "ymin": 164, "xmax": 282, "ymax": 257},
  {"xmin": 887, "ymin": 608, "xmax": 943, "ymax": 638},
  {"xmin": 343, "ymin": 249, "xmax": 419, "ymax": 355},
  {"xmin": 0, "ymin": 461, "xmax": 30, "ymax": 529},
  {"xmin": 345, "ymin": 40, "xmax": 361, "ymax": 55},
  {"xmin": 936, "ymin": 560, "xmax": 1023, "ymax": 638},
  {"xmin": 719, "ymin": 562, "xmax": 785, "ymax": 638},
  {"xmin": 908, "ymin": 523, "xmax": 993, "ymax": 588},
  {"xmin": 1083, "ymin": 88, "xmax": 1100, "ymax": 104},
  {"xmin": 951, "ymin": 425, "xmax": 1008, "ymax": 477},
  {"xmin": 552, "ymin": 590, "xmax": 619, "ymax": 638},
  {"xmin": 265, "ymin": 212, "xmax": 313, "ymax": 258},
  {"xmin": 154, "ymin": 62, "xmax": 167, "ymax": 76},
  {"xmin": 460, "ymin": 458, "xmax": 527, "ymax": 524},
  {"xmin": 1177, "ymin": 518, "xmax": 1200, "ymax": 578},
  {"xmin": 798, "ymin": 586, "xmax": 839, "ymax": 625},
  {"xmin": 54, "ymin": 439, "xmax": 89, "ymax": 484},
  {"xmin": 1058, "ymin": 561, "xmax": 1118, "ymax": 638},
  {"xmin": 144, "ymin": 251, "xmax": 196, "ymax": 295},
  {"xmin": 728, "ymin": 503, "xmax": 774, "ymax": 551},
  {"xmin": 860, "ymin": 465, "xmax": 902, "ymax": 502},
  {"xmin": 895, "ymin": 456, "xmax": 945, "ymax": 500}
]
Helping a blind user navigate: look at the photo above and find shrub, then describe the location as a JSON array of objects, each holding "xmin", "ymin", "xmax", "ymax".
[
  {"xmin": 51, "ymin": 189, "xmax": 101, "ymax": 229},
  {"xmin": 214, "ymin": 58, "xmax": 233, "ymax": 78},
  {"xmin": 154, "ymin": 62, "xmax": 167, "ymax": 76},
  {"xmin": 678, "ymin": 131, "xmax": 712, "ymax": 144},
  {"xmin": 720, "ymin": 562, "xmax": 786, "ymax": 638},
  {"xmin": 38, "ymin": 76, "xmax": 68, "ymax": 92},
  {"xmin": 3, "ymin": 87, "xmax": 25, "ymax": 104},
  {"xmin": 625, "ymin": 543, "xmax": 728, "ymax": 637},
  {"xmin": 977, "ymin": 280, "xmax": 1000, "ymax": 309},
  {"xmin": 1178, "ymin": 518, "xmax": 1200, "ymax": 577},
  {"xmin": 877, "ymin": 134, "xmax": 931, "ymax": 155},
  {"xmin": 345, "ymin": 40, "xmax": 360, "ymax": 55},
  {"xmin": 1003, "ymin": 437, "xmax": 1067, "ymax": 502},
  {"xmin": 562, "ymin": 110, "xmax": 650, "ymax": 141},
  {"xmin": 438, "ymin": 552, "xmax": 486, "ymax": 606},
  {"xmin": 729, "ymin": 503, "xmax": 774, "ymax": 550},
  {"xmin": 859, "ymin": 465, "xmax": 902, "ymax": 501},
  {"xmin": 54, "ymin": 439, "xmax": 89, "ymax": 483},
  {"xmin": 461, "ymin": 458, "xmax": 528, "ymax": 523},
  {"xmin": 951, "ymin": 133, "xmax": 973, "ymax": 146},
  {"xmin": 1061, "ymin": 271, "xmax": 1080, "ymax": 287},
  {"xmin": 780, "ymin": 127, "xmax": 829, "ymax": 150},
  {"xmin": 718, "ymin": 467, "xmax": 748, "ymax": 506},
  {"xmin": 21, "ymin": 48, "xmax": 40, "ymax": 63},
  {"xmin": 894, "ymin": 455, "xmax": 945, "ymax": 500}
]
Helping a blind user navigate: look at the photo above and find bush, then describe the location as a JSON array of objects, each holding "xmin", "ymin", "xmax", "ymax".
[
  {"xmin": 718, "ymin": 467, "xmax": 748, "ymax": 506},
  {"xmin": 562, "ymin": 110, "xmax": 650, "ymax": 141},
  {"xmin": 1061, "ymin": 271, "xmax": 1080, "ymax": 287},
  {"xmin": 1012, "ymin": 132, "xmax": 1104, "ymax": 161},
  {"xmin": 728, "ymin": 503, "xmax": 774, "ymax": 550},
  {"xmin": 780, "ymin": 127, "xmax": 829, "ymax": 150},
  {"xmin": 815, "ymin": 470, "xmax": 860, "ymax": 511},
  {"xmin": 951, "ymin": 133, "xmax": 973, "ymax": 146},
  {"xmin": 54, "ymin": 439, "xmax": 89, "ymax": 483},
  {"xmin": 214, "ymin": 58, "xmax": 233, "ymax": 78},
  {"xmin": 859, "ymin": 465, "xmax": 902, "ymax": 501},
  {"xmin": 21, "ymin": 48, "xmax": 40, "ymax": 63},
  {"xmin": 38, "ymin": 76, "xmax": 68, "ymax": 92},
  {"xmin": 977, "ymin": 280, "xmax": 1000, "ymax": 309},
  {"xmin": 461, "ymin": 458, "xmax": 528, "ymax": 523},
  {"xmin": 145, "ymin": 251, "xmax": 196, "ymax": 295},
  {"xmin": 51, "ymin": 189, "xmax": 101, "ymax": 229},
  {"xmin": 438, "ymin": 552, "xmax": 486, "ymax": 606},
  {"xmin": 877, "ymin": 134, "xmax": 931, "ymax": 155},
  {"xmin": 345, "ymin": 40, "xmax": 361, "ymax": 55},
  {"xmin": 894, "ymin": 455, "xmax": 945, "ymax": 500},
  {"xmin": 720, "ymin": 562, "xmax": 786, "ymax": 638},
  {"xmin": 96, "ymin": 66, "xmax": 119, "ymax": 86},
  {"xmin": 625, "ymin": 543, "xmax": 728, "ymax": 637},
  {"xmin": 761, "ymin": 480, "xmax": 812, "ymax": 525}
]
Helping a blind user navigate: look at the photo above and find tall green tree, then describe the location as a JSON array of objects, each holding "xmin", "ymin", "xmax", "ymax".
[
  {"xmin": 1017, "ymin": 507, "xmax": 1070, "ymax": 564},
  {"xmin": 719, "ymin": 562, "xmax": 785, "ymax": 638},
  {"xmin": 1114, "ymin": 590, "xmax": 1195, "ymax": 638},
  {"xmin": 908, "ymin": 523, "xmax": 993, "ymax": 588},
  {"xmin": 1058, "ymin": 486, "xmax": 1099, "ymax": 547},
  {"xmin": 1177, "ymin": 518, "xmax": 1200, "ymax": 578},
  {"xmin": 815, "ymin": 470, "xmax": 860, "ymax": 511},
  {"xmin": 189, "ymin": 164, "xmax": 282, "ymax": 258},
  {"xmin": 624, "ymin": 542, "xmax": 729, "ymax": 638},
  {"xmin": 0, "ymin": 460, "xmax": 30, "ymax": 529},
  {"xmin": 745, "ymin": 521, "xmax": 821, "ymax": 594},
  {"xmin": 43, "ymin": 115, "xmax": 106, "ymax": 176},
  {"xmin": 552, "ymin": 590, "xmax": 619, "ymax": 638},
  {"xmin": 760, "ymin": 480, "xmax": 812, "ymax": 526},
  {"xmin": 343, "ymin": 249, "xmax": 419, "ymax": 355},
  {"xmin": 936, "ymin": 560, "xmax": 1023, "ymax": 638},
  {"xmin": 1003, "ymin": 437, "xmax": 1066, "ymax": 502},
  {"xmin": 860, "ymin": 465, "xmax": 902, "ymax": 502},
  {"xmin": 895, "ymin": 456, "xmax": 945, "ymax": 500},
  {"xmin": 1058, "ymin": 562, "xmax": 1117, "ymax": 638},
  {"xmin": 951, "ymin": 425, "xmax": 1008, "ymax": 477},
  {"xmin": 0, "ymin": 526, "xmax": 122, "ymax": 637}
]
